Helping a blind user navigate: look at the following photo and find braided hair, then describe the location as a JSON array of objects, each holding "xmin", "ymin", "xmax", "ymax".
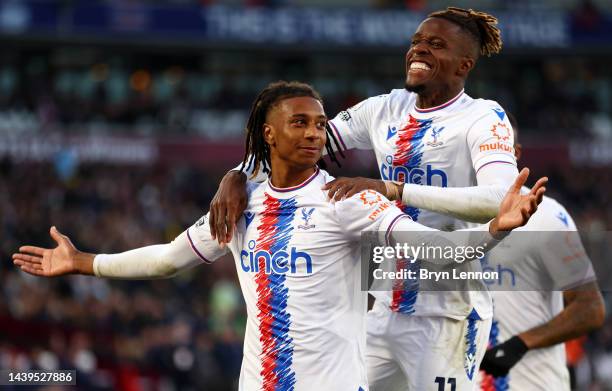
[
  {"xmin": 240, "ymin": 81, "xmax": 344, "ymax": 177},
  {"xmin": 429, "ymin": 7, "xmax": 502, "ymax": 57}
]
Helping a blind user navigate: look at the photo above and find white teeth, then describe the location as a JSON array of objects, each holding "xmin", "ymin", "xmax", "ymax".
[{"xmin": 410, "ymin": 62, "xmax": 431, "ymax": 71}]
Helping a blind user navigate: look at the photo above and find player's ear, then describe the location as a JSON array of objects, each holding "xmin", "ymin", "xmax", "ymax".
[
  {"xmin": 263, "ymin": 123, "xmax": 275, "ymax": 146},
  {"xmin": 514, "ymin": 142, "xmax": 523, "ymax": 161},
  {"xmin": 457, "ymin": 56, "xmax": 474, "ymax": 77}
]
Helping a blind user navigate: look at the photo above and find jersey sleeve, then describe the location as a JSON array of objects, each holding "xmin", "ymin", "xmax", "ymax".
[
  {"xmin": 335, "ymin": 190, "xmax": 500, "ymax": 270},
  {"xmin": 231, "ymin": 159, "xmax": 268, "ymax": 183},
  {"xmin": 334, "ymin": 190, "xmax": 405, "ymax": 241},
  {"xmin": 187, "ymin": 212, "xmax": 231, "ymax": 263},
  {"xmin": 328, "ymin": 95, "xmax": 386, "ymax": 152},
  {"xmin": 535, "ymin": 206, "xmax": 597, "ymax": 290},
  {"xmin": 466, "ymin": 105, "xmax": 517, "ymax": 174}
]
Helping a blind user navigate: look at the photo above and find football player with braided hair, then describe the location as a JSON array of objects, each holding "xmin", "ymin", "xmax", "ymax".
[{"xmin": 210, "ymin": 7, "xmax": 526, "ymax": 390}]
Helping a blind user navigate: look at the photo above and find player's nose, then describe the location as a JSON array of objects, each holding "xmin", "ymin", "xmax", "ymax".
[
  {"xmin": 408, "ymin": 42, "xmax": 429, "ymax": 58},
  {"xmin": 304, "ymin": 125, "xmax": 322, "ymax": 139}
]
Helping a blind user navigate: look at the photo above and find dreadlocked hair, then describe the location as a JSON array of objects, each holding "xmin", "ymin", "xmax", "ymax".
[
  {"xmin": 240, "ymin": 80, "xmax": 344, "ymax": 178},
  {"xmin": 429, "ymin": 7, "xmax": 502, "ymax": 57}
]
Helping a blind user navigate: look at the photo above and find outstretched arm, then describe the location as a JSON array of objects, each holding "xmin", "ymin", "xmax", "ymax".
[
  {"xmin": 323, "ymin": 162, "xmax": 517, "ymax": 223},
  {"xmin": 337, "ymin": 168, "xmax": 547, "ymax": 265},
  {"xmin": 13, "ymin": 226, "xmax": 221, "ymax": 279},
  {"xmin": 391, "ymin": 168, "xmax": 548, "ymax": 245},
  {"xmin": 400, "ymin": 162, "xmax": 517, "ymax": 223}
]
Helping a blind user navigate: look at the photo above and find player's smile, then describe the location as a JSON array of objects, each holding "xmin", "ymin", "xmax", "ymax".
[
  {"xmin": 406, "ymin": 58, "xmax": 435, "ymax": 83},
  {"xmin": 297, "ymin": 145, "xmax": 322, "ymax": 156}
]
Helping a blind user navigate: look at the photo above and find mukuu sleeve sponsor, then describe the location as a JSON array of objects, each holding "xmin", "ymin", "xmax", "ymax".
[
  {"xmin": 187, "ymin": 212, "xmax": 231, "ymax": 263},
  {"xmin": 467, "ymin": 106, "xmax": 517, "ymax": 174},
  {"xmin": 328, "ymin": 95, "xmax": 386, "ymax": 152},
  {"xmin": 334, "ymin": 189, "xmax": 405, "ymax": 241}
]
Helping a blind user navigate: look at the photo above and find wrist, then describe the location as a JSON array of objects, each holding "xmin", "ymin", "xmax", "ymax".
[
  {"xmin": 515, "ymin": 333, "xmax": 533, "ymax": 350},
  {"xmin": 383, "ymin": 180, "xmax": 404, "ymax": 201},
  {"xmin": 74, "ymin": 252, "xmax": 96, "ymax": 275},
  {"xmin": 488, "ymin": 218, "xmax": 508, "ymax": 240}
]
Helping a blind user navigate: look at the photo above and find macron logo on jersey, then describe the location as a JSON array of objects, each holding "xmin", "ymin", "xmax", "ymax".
[
  {"xmin": 387, "ymin": 126, "xmax": 398, "ymax": 140},
  {"xmin": 556, "ymin": 211, "xmax": 569, "ymax": 227},
  {"xmin": 244, "ymin": 211, "xmax": 255, "ymax": 228},
  {"xmin": 492, "ymin": 107, "xmax": 506, "ymax": 120}
]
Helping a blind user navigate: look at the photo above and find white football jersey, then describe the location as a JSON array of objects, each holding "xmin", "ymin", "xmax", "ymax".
[
  {"xmin": 329, "ymin": 88, "xmax": 518, "ymax": 319},
  {"xmin": 479, "ymin": 194, "xmax": 596, "ymax": 391},
  {"xmin": 187, "ymin": 169, "xmax": 407, "ymax": 391}
]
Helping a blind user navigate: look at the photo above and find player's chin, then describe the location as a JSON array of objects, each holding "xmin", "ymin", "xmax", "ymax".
[
  {"xmin": 295, "ymin": 154, "xmax": 321, "ymax": 169},
  {"xmin": 404, "ymin": 79, "xmax": 426, "ymax": 94}
]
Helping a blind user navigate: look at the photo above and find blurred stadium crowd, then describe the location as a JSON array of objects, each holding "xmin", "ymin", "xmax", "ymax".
[
  {"xmin": 0, "ymin": 53, "xmax": 611, "ymax": 141},
  {"xmin": 0, "ymin": 0, "xmax": 611, "ymax": 390}
]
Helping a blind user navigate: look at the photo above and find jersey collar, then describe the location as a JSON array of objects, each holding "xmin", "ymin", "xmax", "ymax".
[
  {"xmin": 267, "ymin": 168, "xmax": 320, "ymax": 195},
  {"xmin": 413, "ymin": 89, "xmax": 465, "ymax": 115}
]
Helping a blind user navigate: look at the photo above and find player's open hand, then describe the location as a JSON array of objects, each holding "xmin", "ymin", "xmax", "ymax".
[
  {"xmin": 322, "ymin": 177, "xmax": 388, "ymax": 202},
  {"xmin": 490, "ymin": 168, "xmax": 547, "ymax": 235},
  {"xmin": 210, "ymin": 170, "xmax": 248, "ymax": 245},
  {"xmin": 12, "ymin": 226, "xmax": 80, "ymax": 277}
]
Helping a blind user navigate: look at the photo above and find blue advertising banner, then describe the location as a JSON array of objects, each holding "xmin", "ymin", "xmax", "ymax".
[{"xmin": 2, "ymin": 1, "xmax": 606, "ymax": 49}]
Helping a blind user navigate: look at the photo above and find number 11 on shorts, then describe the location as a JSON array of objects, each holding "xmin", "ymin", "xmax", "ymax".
[{"xmin": 434, "ymin": 376, "xmax": 456, "ymax": 391}]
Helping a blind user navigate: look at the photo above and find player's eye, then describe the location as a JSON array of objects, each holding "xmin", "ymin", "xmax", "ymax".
[
  {"xmin": 316, "ymin": 121, "xmax": 326, "ymax": 129},
  {"xmin": 292, "ymin": 119, "xmax": 306, "ymax": 126},
  {"xmin": 430, "ymin": 40, "xmax": 444, "ymax": 48}
]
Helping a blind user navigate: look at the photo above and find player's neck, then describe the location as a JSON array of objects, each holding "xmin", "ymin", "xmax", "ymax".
[
  {"xmin": 269, "ymin": 164, "xmax": 317, "ymax": 190},
  {"xmin": 416, "ymin": 87, "xmax": 463, "ymax": 110}
]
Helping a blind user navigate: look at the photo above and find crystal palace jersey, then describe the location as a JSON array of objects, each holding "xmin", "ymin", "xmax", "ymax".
[
  {"xmin": 187, "ymin": 169, "xmax": 406, "ymax": 391},
  {"xmin": 329, "ymin": 88, "xmax": 518, "ymax": 320},
  {"xmin": 480, "ymin": 194, "xmax": 596, "ymax": 391}
]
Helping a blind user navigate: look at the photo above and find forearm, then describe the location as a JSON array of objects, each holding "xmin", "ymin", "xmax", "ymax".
[
  {"xmin": 93, "ymin": 232, "xmax": 201, "ymax": 279},
  {"xmin": 400, "ymin": 162, "xmax": 518, "ymax": 223},
  {"xmin": 519, "ymin": 289, "xmax": 605, "ymax": 349},
  {"xmin": 401, "ymin": 183, "xmax": 506, "ymax": 223}
]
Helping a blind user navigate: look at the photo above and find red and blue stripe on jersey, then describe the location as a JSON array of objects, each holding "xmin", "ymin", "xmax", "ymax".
[
  {"xmin": 464, "ymin": 309, "xmax": 481, "ymax": 381},
  {"xmin": 481, "ymin": 319, "xmax": 509, "ymax": 391},
  {"xmin": 391, "ymin": 114, "xmax": 432, "ymax": 222},
  {"xmin": 255, "ymin": 193, "xmax": 298, "ymax": 391},
  {"xmin": 389, "ymin": 114, "xmax": 431, "ymax": 314}
]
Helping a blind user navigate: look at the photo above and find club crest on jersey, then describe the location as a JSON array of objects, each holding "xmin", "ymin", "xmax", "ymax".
[
  {"xmin": 426, "ymin": 126, "xmax": 445, "ymax": 147},
  {"xmin": 298, "ymin": 207, "xmax": 316, "ymax": 230}
]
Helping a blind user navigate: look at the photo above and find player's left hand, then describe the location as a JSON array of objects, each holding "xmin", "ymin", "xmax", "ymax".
[
  {"xmin": 490, "ymin": 168, "xmax": 547, "ymax": 235},
  {"xmin": 322, "ymin": 177, "xmax": 388, "ymax": 202},
  {"xmin": 480, "ymin": 336, "xmax": 529, "ymax": 377}
]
